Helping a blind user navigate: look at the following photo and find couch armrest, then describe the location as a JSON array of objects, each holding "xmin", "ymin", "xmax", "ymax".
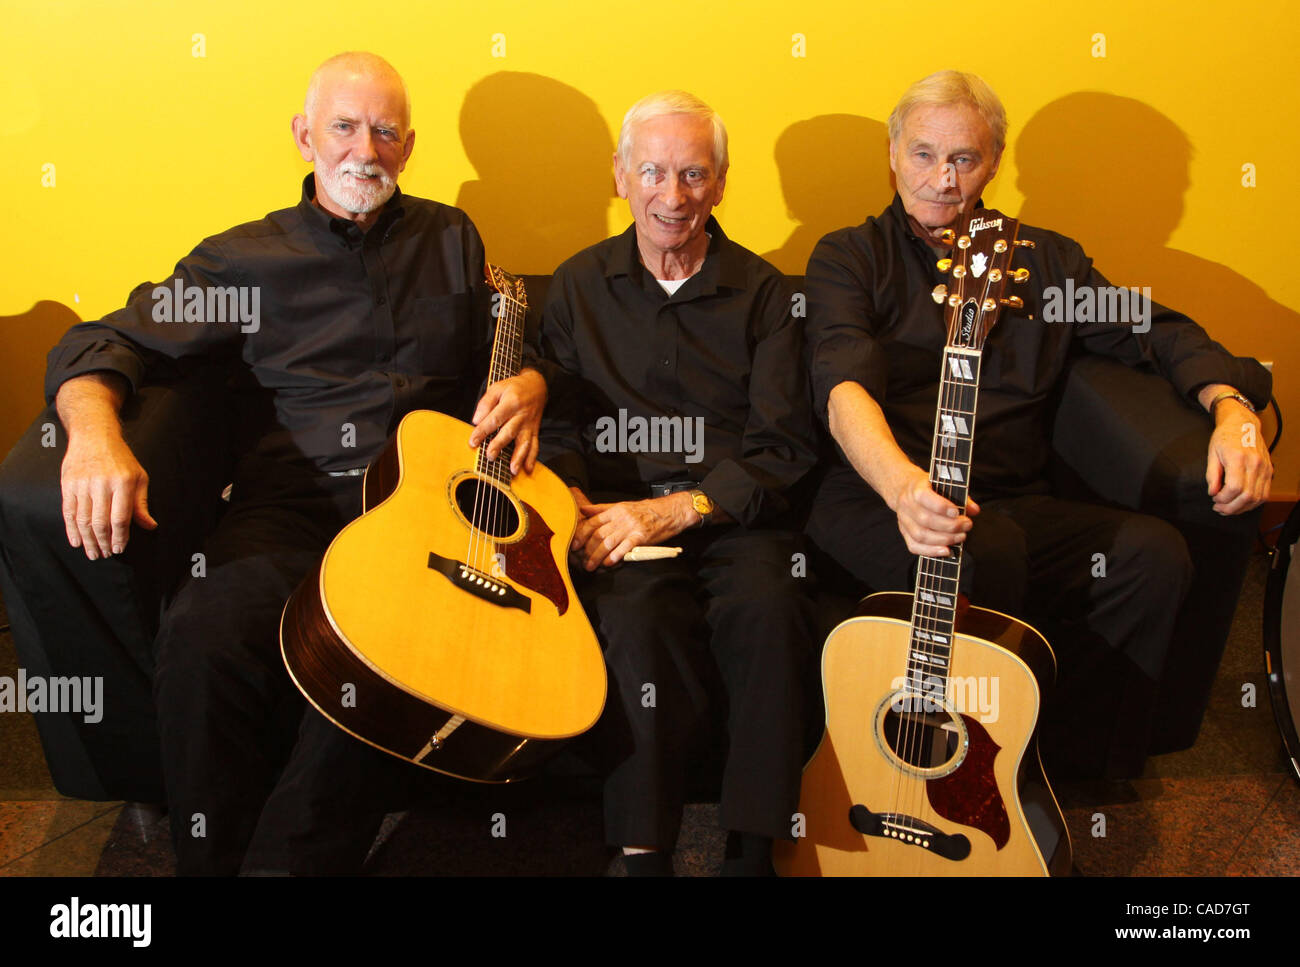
[
  {"xmin": 0, "ymin": 363, "xmax": 233, "ymax": 800},
  {"xmin": 1051, "ymin": 354, "xmax": 1220, "ymax": 517},
  {"xmin": 1049, "ymin": 353, "xmax": 1259, "ymax": 755}
]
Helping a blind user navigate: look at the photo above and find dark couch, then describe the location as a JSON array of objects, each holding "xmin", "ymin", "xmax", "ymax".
[{"xmin": 0, "ymin": 276, "xmax": 1260, "ymax": 801}]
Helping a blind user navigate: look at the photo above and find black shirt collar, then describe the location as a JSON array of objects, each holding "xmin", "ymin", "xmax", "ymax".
[
  {"xmin": 608, "ymin": 215, "xmax": 747, "ymax": 294},
  {"xmin": 296, "ymin": 173, "xmax": 407, "ymax": 246}
]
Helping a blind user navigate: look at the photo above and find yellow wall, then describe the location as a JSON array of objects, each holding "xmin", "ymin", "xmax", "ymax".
[{"xmin": 3, "ymin": 0, "xmax": 1296, "ymax": 493}]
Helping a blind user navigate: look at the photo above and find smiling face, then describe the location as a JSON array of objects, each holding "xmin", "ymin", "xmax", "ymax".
[
  {"xmin": 614, "ymin": 113, "xmax": 726, "ymax": 277},
  {"xmin": 292, "ymin": 65, "xmax": 414, "ymax": 227},
  {"xmin": 890, "ymin": 101, "xmax": 1000, "ymax": 240}
]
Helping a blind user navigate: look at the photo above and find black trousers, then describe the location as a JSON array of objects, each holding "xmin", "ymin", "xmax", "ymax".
[
  {"xmin": 152, "ymin": 464, "xmax": 414, "ymax": 875},
  {"xmin": 575, "ymin": 525, "xmax": 818, "ymax": 850},
  {"xmin": 806, "ymin": 465, "xmax": 1194, "ymax": 780}
]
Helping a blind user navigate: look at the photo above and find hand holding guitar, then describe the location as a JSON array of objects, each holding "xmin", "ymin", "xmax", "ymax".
[
  {"xmin": 469, "ymin": 367, "xmax": 547, "ymax": 475},
  {"xmin": 890, "ymin": 463, "xmax": 980, "ymax": 558}
]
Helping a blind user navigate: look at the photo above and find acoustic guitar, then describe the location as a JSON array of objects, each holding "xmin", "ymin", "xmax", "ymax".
[
  {"xmin": 280, "ymin": 265, "xmax": 606, "ymax": 782},
  {"xmin": 774, "ymin": 209, "xmax": 1072, "ymax": 875}
]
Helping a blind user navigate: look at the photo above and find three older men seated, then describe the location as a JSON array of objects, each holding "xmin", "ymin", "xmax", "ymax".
[{"xmin": 0, "ymin": 60, "xmax": 1271, "ymax": 876}]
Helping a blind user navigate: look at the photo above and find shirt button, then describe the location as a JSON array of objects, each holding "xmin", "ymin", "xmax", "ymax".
[
  {"xmin": 377, "ymin": 296, "xmax": 387, "ymax": 306},
  {"xmin": 660, "ymin": 358, "xmax": 670, "ymax": 367}
]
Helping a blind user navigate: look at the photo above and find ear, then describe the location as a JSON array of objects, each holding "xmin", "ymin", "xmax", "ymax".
[
  {"xmin": 712, "ymin": 167, "xmax": 727, "ymax": 207},
  {"xmin": 612, "ymin": 151, "xmax": 629, "ymax": 200},
  {"xmin": 291, "ymin": 114, "xmax": 313, "ymax": 162},
  {"xmin": 888, "ymin": 139, "xmax": 898, "ymax": 176}
]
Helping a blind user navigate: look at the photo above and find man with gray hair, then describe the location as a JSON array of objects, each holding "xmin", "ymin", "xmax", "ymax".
[
  {"xmin": 804, "ymin": 70, "xmax": 1272, "ymax": 779},
  {"xmin": 9, "ymin": 51, "xmax": 548, "ymax": 873},
  {"xmin": 540, "ymin": 90, "xmax": 818, "ymax": 874}
]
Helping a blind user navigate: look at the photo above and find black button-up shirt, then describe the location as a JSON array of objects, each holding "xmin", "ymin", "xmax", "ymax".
[
  {"xmin": 45, "ymin": 176, "xmax": 497, "ymax": 474},
  {"xmin": 539, "ymin": 219, "xmax": 817, "ymax": 526},
  {"xmin": 806, "ymin": 194, "xmax": 1273, "ymax": 499}
]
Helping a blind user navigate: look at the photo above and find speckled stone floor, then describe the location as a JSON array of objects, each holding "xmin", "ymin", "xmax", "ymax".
[{"xmin": 1, "ymin": 551, "xmax": 1296, "ymax": 877}]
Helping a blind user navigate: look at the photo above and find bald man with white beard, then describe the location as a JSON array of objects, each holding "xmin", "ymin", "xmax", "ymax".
[{"xmin": 34, "ymin": 52, "xmax": 547, "ymax": 874}]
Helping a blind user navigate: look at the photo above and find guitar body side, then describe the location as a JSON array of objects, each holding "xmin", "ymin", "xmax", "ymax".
[
  {"xmin": 280, "ymin": 409, "xmax": 606, "ymax": 782},
  {"xmin": 774, "ymin": 591, "xmax": 1071, "ymax": 876}
]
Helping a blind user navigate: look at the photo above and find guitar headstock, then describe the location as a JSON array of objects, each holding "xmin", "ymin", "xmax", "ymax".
[
  {"xmin": 931, "ymin": 208, "xmax": 1031, "ymax": 351},
  {"xmin": 485, "ymin": 262, "xmax": 528, "ymax": 309}
]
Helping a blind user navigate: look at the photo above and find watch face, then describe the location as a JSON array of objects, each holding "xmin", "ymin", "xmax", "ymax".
[{"xmin": 692, "ymin": 491, "xmax": 714, "ymax": 515}]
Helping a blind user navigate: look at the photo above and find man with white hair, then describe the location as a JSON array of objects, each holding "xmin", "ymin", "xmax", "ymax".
[
  {"xmin": 540, "ymin": 90, "xmax": 818, "ymax": 875},
  {"xmin": 28, "ymin": 51, "xmax": 547, "ymax": 873},
  {"xmin": 804, "ymin": 70, "xmax": 1273, "ymax": 779}
]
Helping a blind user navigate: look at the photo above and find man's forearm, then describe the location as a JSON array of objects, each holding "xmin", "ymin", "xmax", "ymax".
[
  {"xmin": 55, "ymin": 372, "xmax": 131, "ymax": 443},
  {"xmin": 827, "ymin": 380, "xmax": 923, "ymax": 510}
]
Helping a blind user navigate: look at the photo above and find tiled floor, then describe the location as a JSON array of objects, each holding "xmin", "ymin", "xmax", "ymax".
[{"xmin": 1, "ymin": 551, "xmax": 1297, "ymax": 877}]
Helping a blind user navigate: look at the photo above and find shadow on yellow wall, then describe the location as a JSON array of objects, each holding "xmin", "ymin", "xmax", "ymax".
[
  {"xmin": 0, "ymin": 302, "xmax": 82, "ymax": 450},
  {"xmin": 1016, "ymin": 93, "xmax": 1293, "ymax": 452},
  {"xmin": 455, "ymin": 72, "xmax": 614, "ymax": 275},
  {"xmin": 762, "ymin": 114, "xmax": 894, "ymax": 275}
]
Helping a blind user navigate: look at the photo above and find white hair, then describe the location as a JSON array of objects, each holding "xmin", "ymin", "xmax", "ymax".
[
  {"xmin": 617, "ymin": 90, "xmax": 729, "ymax": 173},
  {"xmin": 888, "ymin": 70, "xmax": 1007, "ymax": 157}
]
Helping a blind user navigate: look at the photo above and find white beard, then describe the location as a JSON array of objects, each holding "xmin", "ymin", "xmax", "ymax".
[{"xmin": 315, "ymin": 161, "xmax": 396, "ymax": 214}]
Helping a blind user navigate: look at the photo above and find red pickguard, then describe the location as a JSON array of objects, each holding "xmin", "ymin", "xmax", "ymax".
[
  {"xmin": 504, "ymin": 500, "xmax": 569, "ymax": 615},
  {"xmin": 926, "ymin": 713, "xmax": 1011, "ymax": 849}
]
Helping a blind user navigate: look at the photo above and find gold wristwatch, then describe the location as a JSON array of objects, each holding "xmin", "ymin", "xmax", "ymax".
[{"xmin": 688, "ymin": 489, "xmax": 715, "ymax": 527}]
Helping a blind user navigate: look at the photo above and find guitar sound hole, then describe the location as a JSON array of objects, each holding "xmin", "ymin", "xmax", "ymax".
[
  {"xmin": 880, "ymin": 699, "xmax": 963, "ymax": 771},
  {"xmin": 453, "ymin": 478, "xmax": 521, "ymax": 539}
]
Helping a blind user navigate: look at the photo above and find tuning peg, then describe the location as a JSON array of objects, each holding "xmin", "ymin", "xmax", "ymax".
[
  {"xmin": 1013, "ymin": 239, "xmax": 1036, "ymax": 249},
  {"xmin": 1010, "ymin": 267, "xmax": 1030, "ymax": 283},
  {"xmin": 988, "ymin": 268, "xmax": 1003, "ymax": 282},
  {"xmin": 952, "ymin": 265, "xmax": 967, "ymax": 279},
  {"xmin": 956, "ymin": 235, "xmax": 971, "ymax": 250},
  {"xmin": 994, "ymin": 240, "xmax": 1008, "ymax": 253},
  {"xmin": 940, "ymin": 229, "xmax": 956, "ymax": 244},
  {"xmin": 948, "ymin": 294, "xmax": 961, "ymax": 307},
  {"xmin": 999, "ymin": 295, "xmax": 1025, "ymax": 309},
  {"xmin": 983, "ymin": 298, "xmax": 997, "ymax": 311},
  {"xmin": 936, "ymin": 258, "xmax": 952, "ymax": 273},
  {"xmin": 932, "ymin": 284, "xmax": 948, "ymax": 304}
]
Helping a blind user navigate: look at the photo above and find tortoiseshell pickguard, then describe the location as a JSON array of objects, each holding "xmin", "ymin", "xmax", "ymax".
[
  {"xmin": 925, "ymin": 714, "xmax": 1011, "ymax": 849},
  {"xmin": 503, "ymin": 500, "xmax": 569, "ymax": 616}
]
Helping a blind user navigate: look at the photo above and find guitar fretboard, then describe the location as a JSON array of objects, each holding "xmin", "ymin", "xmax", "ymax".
[
  {"xmin": 905, "ymin": 346, "xmax": 982, "ymax": 699},
  {"xmin": 475, "ymin": 289, "xmax": 526, "ymax": 486}
]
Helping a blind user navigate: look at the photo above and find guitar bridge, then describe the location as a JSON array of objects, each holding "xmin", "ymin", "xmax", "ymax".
[
  {"xmin": 849, "ymin": 804, "xmax": 971, "ymax": 861},
  {"xmin": 427, "ymin": 552, "xmax": 532, "ymax": 613}
]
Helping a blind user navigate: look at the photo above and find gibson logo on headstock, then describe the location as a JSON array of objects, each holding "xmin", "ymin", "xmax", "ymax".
[{"xmin": 968, "ymin": 216, "xmax": 1003, "ymax": 236}]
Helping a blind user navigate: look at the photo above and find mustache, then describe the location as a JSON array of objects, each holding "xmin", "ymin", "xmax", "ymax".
[{"xmin": 337, "ymin": 164, "xmax": 391, "ymax": 181}]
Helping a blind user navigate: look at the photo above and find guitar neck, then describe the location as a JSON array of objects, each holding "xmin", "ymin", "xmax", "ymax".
[
  {"xmin": 477, "ymin": 273, "xmax": 528, "ymax": 484},
  {"xmin": 905, "ymin": 344, "xmax": 983, "ymax": 698}
]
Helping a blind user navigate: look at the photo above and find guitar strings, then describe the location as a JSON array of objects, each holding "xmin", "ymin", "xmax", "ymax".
[
  {"xmin": 468, "ymin": 284, "xmax": 526, "ymax": 596},
  {"xmin": 466, "ymin": 277, "xmax": 521, "ymax": 585}
]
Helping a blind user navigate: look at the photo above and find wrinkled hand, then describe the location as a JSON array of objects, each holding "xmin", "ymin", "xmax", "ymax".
[
  {"xmin": 60, "ymin": 432, "xmax": 157, "ymax": 560},
  {"xmin": 890, "ymin": 465, "xmax": 979, "ymax": 557},
  {"xmin": 469, "ymin": 368, "xmax": 547, "ymax": 474},
  {"xmin": 1206, "ymin": 402, "xmax": 1272, "ymax": 515},
  {"xmin": 569, "ymin": 486, "xmax": 696, "ymax": 570}
]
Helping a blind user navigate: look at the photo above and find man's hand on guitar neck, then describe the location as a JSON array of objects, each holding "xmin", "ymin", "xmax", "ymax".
[
  {"xmin": 828, "ymin": 380, "xmax": 977, "ymax": 558},
  {"xmin": 469, "ymin": 367, "xmax": 547, "ymax": 475},
  {"xmin": 890, "ymin": 464, "xmax": 979, "ymax": 558}
]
